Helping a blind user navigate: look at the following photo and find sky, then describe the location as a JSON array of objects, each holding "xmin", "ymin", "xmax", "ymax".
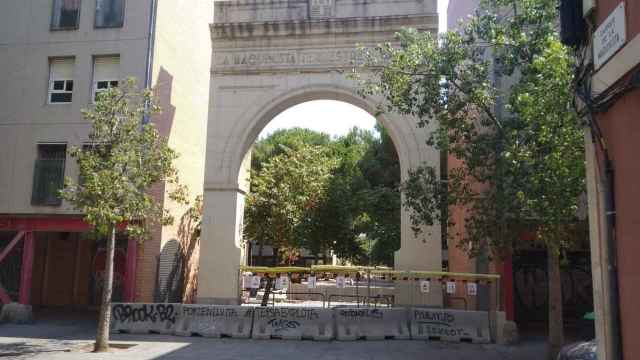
[{"xmin": 258, "ymin": 0, "xmax": 449, "ymax": 139}]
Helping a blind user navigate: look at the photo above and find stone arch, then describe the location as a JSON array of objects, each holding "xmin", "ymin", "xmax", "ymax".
[
  {"xmin": 229, "ymin": 84, "xmax": 417, "ymax": 187},
  {"xmin": 198, "ymin": 0, "xmax": 441, "ymax": 304}
]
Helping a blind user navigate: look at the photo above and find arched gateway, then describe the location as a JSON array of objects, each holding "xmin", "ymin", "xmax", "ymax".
[{"xmin": 198, "ymin": 0, "xmax": 441, "ymax": 304}]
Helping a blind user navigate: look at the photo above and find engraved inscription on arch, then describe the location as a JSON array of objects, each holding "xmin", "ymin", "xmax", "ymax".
[{"xmin": 213, "ymin": 48, "xmax": 362, "ymax": 73}]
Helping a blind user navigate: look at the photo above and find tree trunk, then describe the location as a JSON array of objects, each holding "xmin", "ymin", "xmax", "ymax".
[
  {"xmin": 94, "ymin": 225, "xmax": 116, "ymax": 352},
  {"xmin": 547, "ymin": 248, "xmax": 564, "ymax": 360},
  {"xmin": 258, "ymin": 243, "xmax": 264, "ymax": 266},
  {"xmin": 261, "ymin": 276, "xmax": 273, "ymax": 307},
  {"xmin": 272, "ymin": 247, "xmax": 279, "ymax": 266}
]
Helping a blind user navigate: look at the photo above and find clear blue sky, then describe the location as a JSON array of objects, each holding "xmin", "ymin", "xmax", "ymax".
[{"xmin": 259, "ymin": 0, "xmax": 449, "ymax": 139}]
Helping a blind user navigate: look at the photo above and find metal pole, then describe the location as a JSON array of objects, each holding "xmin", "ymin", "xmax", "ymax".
[
  {"xmin": 410, "ymin": 276, "xmax": 414, "ymax": 307},
  {"xmin": 366, "ymin": 269, "xmax": 371, "ymax": 305},
  {"xmin": 237, "ymin": 267, "xmax": 242, "ymax": 304},
  {"xmin": 496, "ymin": 277, "xmax": 501, "ymax": 313},
  {"xmin": 355, "ymin": 272, "xmax": 359, "ymax": 308}
]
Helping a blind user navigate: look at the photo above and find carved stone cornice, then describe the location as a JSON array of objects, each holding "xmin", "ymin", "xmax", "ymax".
[{"xmin": 211, "ymin": 14, "xmax": 437, "ymax": 40}]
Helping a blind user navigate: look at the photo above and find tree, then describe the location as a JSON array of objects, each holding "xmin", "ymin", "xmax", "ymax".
[
  {"xmin": 244, "ymin": 144, "xmax": 337, "ymax": 264},
  {"xmin": 245, "ymin": 126, "xmax": 403, "ymax": 266},
  {"xmin": 61, "ymin": 79, "xmax": 188, "ymax": 352},
  {"xmin": 313, "ymin": 128, "xmax": 372, "ymax": 263},
  {"xmin": 356, "ymin": 124, "xmax": 401, "ymax": 266},
  {"xmin": 251, "ymin": 128, "xmax": 331, "ymax": 172},
  {"xmin": 357, "ymin": 0, "xmax": 585, "ymax": 357}
]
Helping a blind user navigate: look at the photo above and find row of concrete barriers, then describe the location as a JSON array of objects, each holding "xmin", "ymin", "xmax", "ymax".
[{"xmin": 110, "ymin": 303, "xmax": 496, "ymax": 343}]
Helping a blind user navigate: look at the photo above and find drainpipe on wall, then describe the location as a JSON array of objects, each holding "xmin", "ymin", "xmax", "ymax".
[
  {"xmin": 602, "ymin": 154, "xmax": 622, "ymax": 360},
  {"xmin": 143, "ymin": 0, "xmax": 158, "ymax": 124},
  {"xmin": 586, "ymin": 116, "xmax": 623, "ymax": 360}
]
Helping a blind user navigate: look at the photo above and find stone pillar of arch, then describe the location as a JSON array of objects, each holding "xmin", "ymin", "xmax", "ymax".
[{"xmin": 198, "ymin": 0, "xmax": 441, "ymax": 305}]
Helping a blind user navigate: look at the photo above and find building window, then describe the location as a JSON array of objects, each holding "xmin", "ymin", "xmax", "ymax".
[
  {"xmin": 32, "ymin": 144, "xmax": 67, "ymax": 206},
  {"xmin": 95, "ymin": 0, "xmax": 124, "ymax": 28},
  {"xmin": 48, "ymin": 58, "xmax": 74, "ymax": 104},
  {"xmin": 51, "ymin": 0, "xmax": 81, "ymax": 30},
  {"xmin": 92, "ymin": 56, "xmax": 120, "ymax": 102}
]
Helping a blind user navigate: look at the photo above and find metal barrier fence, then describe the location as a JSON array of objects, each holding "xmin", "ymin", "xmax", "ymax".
[{"xmin": 238, "ymin": 265, "xmax": 501, "ymax": 313}]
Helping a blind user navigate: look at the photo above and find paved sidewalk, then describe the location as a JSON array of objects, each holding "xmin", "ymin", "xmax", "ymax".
[{"xmin": 0, "ymin": 316, "xmax": 547, "ymax": 360}]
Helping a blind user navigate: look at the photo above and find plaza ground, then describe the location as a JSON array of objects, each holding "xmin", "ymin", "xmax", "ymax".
[{"xmin": 0, "ymin": 311, "xmax": 548, "ymax": 360}]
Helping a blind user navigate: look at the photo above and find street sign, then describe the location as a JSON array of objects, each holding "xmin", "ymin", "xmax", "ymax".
[
  {"xmin": 420, "ymin": 280, "xmax": 430, "ymax": 293},
  {"xmin": 467, "ymin": 282, "xmax": 478, "ymax": 296},
  {"xmin": 446, "ymin": 281, "xmax": 456, "ymax": 294},
  {"xmin": 593, "ymin": 3, "xmax": 626, "ymax": 69}
]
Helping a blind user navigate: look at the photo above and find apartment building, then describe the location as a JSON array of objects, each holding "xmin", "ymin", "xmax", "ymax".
[
  {"xmin": 564, "ymin": 0, "xmax": 640, "ymax": 358},
  {"xmin": 0, "ymin": 0, "xmax": 212, "ymax": 310}
]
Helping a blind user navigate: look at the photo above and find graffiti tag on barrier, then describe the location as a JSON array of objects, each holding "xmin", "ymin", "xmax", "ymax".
[
  {"xmin": 413, "ymin": 310, "xmax": 471, "ymax": 337},
  {"xmin": 417, "ymin": 324, "xmax": 470, "ymax": 337},
  {"xmin": 254, "ymin": 308, "xmax": 319, "ymax": 320},
  {"xmin": 182, "ymin": 307, "xmax": 240, "ymax": 318},
  {"xmin": 112, "ymin": 304, "xmax": 176, "ymax": 324},
  {"xmin": 267, "ymin": 318, "xmax": 301, "ymax": 332},
  {"xmin": 413, "ymin": 310, "xmax": 455, "ymax": 324},
  {"xmin": 338, "ymin": 309, "xmax": 383, "ymax": 320}
]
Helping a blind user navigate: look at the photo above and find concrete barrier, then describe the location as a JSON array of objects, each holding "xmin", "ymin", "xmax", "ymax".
[
  {"xmin": 252, "ymin": 307, "xmax": 334, "ymax": 340},
  {"xmin": 174, "ymin": 305, "xmax": 254, "ymax": 338},
  {"xmin": 490, "ymin": 311, "xmax": 519, "ymax": 345},
  {"xmin": 335, "ymin": 308, "xmax": 410, "ymax": 340},
  {"xmin": 411, "ymin": 308, "xmax": 490, "ymax": 343},
  {"xmin": 111, "ymin": 303, "xmax": 180, "ymax": 334}
]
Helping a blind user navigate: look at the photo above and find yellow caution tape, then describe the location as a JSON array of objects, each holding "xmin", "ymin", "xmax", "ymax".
[
  {"xmin": 240, "ymin": 266, "xmax": 310, "ymax": 274},
  {"xmin": 240, "ymin": 265, "xmax": 500, "ymax": 280}
]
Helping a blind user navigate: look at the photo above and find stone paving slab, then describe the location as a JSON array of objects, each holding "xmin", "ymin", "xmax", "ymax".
[{"xmin": 0, "ymin": 334, "xmax": 547, "ymax": 360}]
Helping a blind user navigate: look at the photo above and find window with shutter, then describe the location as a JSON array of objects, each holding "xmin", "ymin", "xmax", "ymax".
[
  {"xmin": 92, "ymin": 56, "xmax": 120, "ymax": 102},
  {"xmin": 48, "ymin": 58, "xmax": 75, "ymax": 104},
  {"xmin": 32, "ymin": 144, "xmax": 67, "ymax": 206},
  {"xmin": 95, "ymin": 0, "xmax": 124, "ymax": 28}
]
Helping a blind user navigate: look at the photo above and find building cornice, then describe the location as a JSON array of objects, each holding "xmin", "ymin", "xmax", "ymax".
[{"xmin": 211, "ymin": 14, "xmax": 437, "ymax": 40}]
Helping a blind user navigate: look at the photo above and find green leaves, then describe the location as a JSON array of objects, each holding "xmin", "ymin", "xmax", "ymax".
[
  {"xmin": 61, "ymin": 78, "xmax": 188, "ymax": 239},
  {"xmin": 244, "ymin": 126, "xmax": 401, "ymax": 266},
  {"xmin": 401, "ymin": 165, "xmax": 446, "ymax": 239},
  {"xmin": 358, "ymin": 0, "xmax": 585, "ymax": 258},
  {"xmin": 244, "ymin": 143, "xmax": 337, "ymax": 263}
]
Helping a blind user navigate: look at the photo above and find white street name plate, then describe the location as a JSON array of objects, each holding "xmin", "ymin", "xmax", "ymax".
[{"xmin": 593, "ymin": 3, "xmax": 626, "ymax": 69}]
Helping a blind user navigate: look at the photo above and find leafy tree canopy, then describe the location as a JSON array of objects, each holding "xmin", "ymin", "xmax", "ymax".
[
  {"xmin": 62, "ymin": 78, "xmax": 188, "ymax": 239},
  {"xmin": 357, "ymin": 0, "xmax": 585, "ymax": 258},
  {"xmin": 245, "ymin": 126, "xmax": 401, "ymax": 266}
]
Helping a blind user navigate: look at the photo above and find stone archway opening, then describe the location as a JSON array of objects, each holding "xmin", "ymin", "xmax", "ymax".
[{"xmin": 242, "ymin": 98, "xmax": 400, "ymax": 268}]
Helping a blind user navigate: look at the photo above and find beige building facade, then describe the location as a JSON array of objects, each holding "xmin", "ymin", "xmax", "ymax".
[
  {"xmin": 1, "ymin": 0, "xmax": 444, "ymax": 309},
  {"xmin": 0, "ymin": 0, "xmax": 211, "ymax": 308}
]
